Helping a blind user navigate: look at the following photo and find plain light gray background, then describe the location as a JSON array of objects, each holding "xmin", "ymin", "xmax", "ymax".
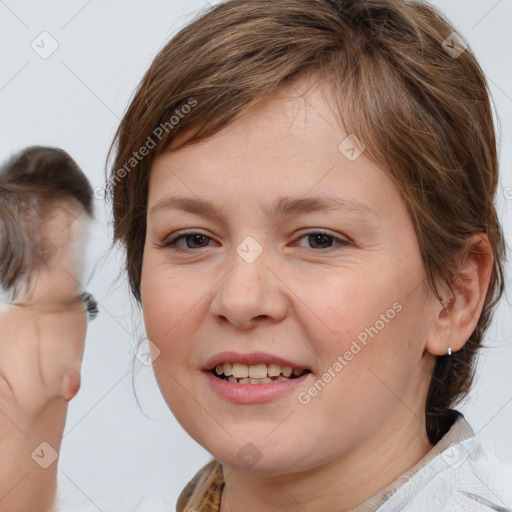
[{"xmin": 1, "ymin": 1, "xmax": 511, "ymax": 510}]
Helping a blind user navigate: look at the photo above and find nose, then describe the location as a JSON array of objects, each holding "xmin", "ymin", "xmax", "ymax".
[{"xmin": 209, "ymin": 244, "xmax": 288, "ymax": 330}]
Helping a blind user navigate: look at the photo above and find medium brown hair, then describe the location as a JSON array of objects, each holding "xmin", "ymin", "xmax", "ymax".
[
  {"xmin": 108, "ymin": 0, "xmax": 506, "ymax": 503},
  {"xmin": 0, "ymin": 146, "xmax": 94, "ymax": 298}
]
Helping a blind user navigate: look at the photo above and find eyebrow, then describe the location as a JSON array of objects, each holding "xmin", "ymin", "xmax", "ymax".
[{"xmin": 150, "ymin": 195, "xmax": 378, "ymax": 221}]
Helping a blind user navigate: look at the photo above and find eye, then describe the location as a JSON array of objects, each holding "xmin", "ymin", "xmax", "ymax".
[
  {"xmin": 295, "ymin": 231, "xmax": 350, "ymax": 250},
  {"xmin": 161, "ymin": 229, "xmax": 350, "ymax": 251},
  {"xmin": 163, "ymin": 231, "xmax": 215, "ymax": 249}
]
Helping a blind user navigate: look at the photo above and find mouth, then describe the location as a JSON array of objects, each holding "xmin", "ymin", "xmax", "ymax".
[{"xmin": 210, "ymin": 362, "xmax": 311, "ymax": 384}]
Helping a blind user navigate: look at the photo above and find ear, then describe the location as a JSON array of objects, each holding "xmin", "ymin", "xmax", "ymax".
[{"xmin": 425, "ymin": 234, "xmax": 494, "ymax": 356}]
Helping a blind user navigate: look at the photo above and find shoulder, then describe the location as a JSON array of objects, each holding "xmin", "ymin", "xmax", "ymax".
[{"xmin": 377, "ymin": 416, "xmax": 512, "ymax": 511}]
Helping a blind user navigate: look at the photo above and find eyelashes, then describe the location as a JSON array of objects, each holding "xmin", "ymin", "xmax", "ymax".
[
  {"xmin": 296, "ymin": 232, "xmax": 351, "ymax": 250},
  {"xmin": 163, "ymin": 231, "xmax": 214, "ymax": 250},
  {"xmin": 162, "ymin": 229, "xmax": 351, "ymax": 251}
]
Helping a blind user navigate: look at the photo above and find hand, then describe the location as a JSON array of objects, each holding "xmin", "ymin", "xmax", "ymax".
[
  {"xmin": 0, "ymin": 147, "xmax": 95, "ymax": 512},
  {"xmin": 0, "ymin": 202, "xmax": 90, "ymax": 421}
]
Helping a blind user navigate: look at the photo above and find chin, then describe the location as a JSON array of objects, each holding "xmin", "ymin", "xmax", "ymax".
[
  {"xmin": 215, "ymin": 451, "xmax": 303, "ymax": 475},
  {"xmin": 199, "ymin": 432, "xmax": 313, "ymax": 476}
]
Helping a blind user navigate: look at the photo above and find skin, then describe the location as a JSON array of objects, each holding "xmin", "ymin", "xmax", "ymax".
[
  {"xmin": 141, "ymin": 78, "xmax": 493, "ymax": 512},
  {"xmin": 0, "ymin": 201, "xmax": 89, "ymax": 512}
]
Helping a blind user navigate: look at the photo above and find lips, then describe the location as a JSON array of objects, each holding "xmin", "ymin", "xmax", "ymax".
[
  {"xmin": 203, "ymin": 351, "xmax": 311, "ymax": 386},
  {"xmin": 204, "ymin": 367, "xmax": 312, "ymax": 403}
]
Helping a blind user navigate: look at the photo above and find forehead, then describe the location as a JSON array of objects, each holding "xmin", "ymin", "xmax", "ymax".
[
  {"xmin": 169, "ymin": 77, "xmax": 341, "ymax": 151},
  {"xmin": 147, "ymin": 80, "xmax": 399, "ymax": 221}
]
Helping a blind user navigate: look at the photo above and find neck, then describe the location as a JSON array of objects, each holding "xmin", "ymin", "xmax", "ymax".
[{"xmin": 219, "ymin": 410, "xmax": 433, "ymax": 512}]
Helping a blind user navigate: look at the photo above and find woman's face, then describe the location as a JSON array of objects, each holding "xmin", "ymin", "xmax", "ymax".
[{"xmin": 141, "ymin": 80, "xmax": 439, "ymax": 475}]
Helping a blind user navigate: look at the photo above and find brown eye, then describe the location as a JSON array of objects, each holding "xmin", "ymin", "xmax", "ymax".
[
  {"xmin": 163, "ymin": 231, "xmax": 213, "ymax": 249},
  {"xmin": 308, "ymin": 233, "xmax": 335, "ymax": 249},
  {"xmin": 183, "ymin": 234, "xmax": 210, "ymax": 248},
  {"xmin": 296, "ymin": 231, "xmax": 350, "ymax": 250}
]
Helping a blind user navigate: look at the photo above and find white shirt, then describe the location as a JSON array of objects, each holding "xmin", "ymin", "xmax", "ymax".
[{"xmin": 356, "ymin": 413, "xmax": 512, "ymax": 511}]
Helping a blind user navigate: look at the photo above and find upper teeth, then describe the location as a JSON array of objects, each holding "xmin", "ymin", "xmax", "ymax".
[{"xmin": 215, "ymin": 363, "xmax": 305, "ymax": 379}]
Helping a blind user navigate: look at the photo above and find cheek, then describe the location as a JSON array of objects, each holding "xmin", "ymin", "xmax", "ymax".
[
  {"xmin": 292, "ymin": 264, "xmax": 409, "ymax": 353},
  {"xmin": 294, "ymin": 256, "xmax": 428, "ymax": 394},
  {"xmin": 140, "ymin": 263, "xmax": 200, "ymax": 425},
  {"xmin": 141, "ymin": 250, "xmax": 200, "ymax": 334},
  {"xmin": 140, "ymin": 257, "xmax": 193, "ymax": 365},
  {"xmin": 296, "ymin": 299, "xmax": 423, "ymax": 447}
]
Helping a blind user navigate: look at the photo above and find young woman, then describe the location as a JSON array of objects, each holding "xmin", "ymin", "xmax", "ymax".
[
  {"xmin": 1, "ymin": 1, "xmax": 510, "ymax": 511},
  {"xmin": 106, "ymin": 0, "xmax": 511, "ymax": 510}
]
